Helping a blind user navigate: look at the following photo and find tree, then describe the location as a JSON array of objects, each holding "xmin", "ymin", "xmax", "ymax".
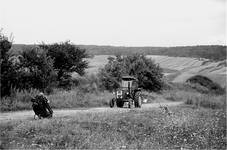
[
  {"xmin": 98, "ymin": 54, "xmax": 164, "ymax": 91},
  {"xmin": 17, "ymin": 47, "xmax": 56, "ymax": 91},
  {"xmin": 0, "ymin": 32, "xmax": 15, "ymax": 96},
  {"xmin": 0, "ymin": 31, "xmax": 56, "ymax": 97},
  {"xmin": 40, "ymin": 41, "xmax": 89, "ymax": 82}
]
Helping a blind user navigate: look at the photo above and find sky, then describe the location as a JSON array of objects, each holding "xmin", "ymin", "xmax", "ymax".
[{"xmin": 0, "ymin": 0, "xmax": 226, "ymax": 46}]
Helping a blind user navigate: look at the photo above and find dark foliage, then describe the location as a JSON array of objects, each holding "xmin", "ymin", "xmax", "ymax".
[
  {"xmin": 39, "ymin": 42, "xmax": 89, "ymax": 89},
  {"xmin": 98, "ymin": 54, "xmax": 164, "ymax": 91},
  {"xmin": 17, "ymin": 47, "xmax": 56, "ymax": 91},
  {"xmin": 1, "ymin": 32, "xmax": 58, "ymax": 97},
  {"xmin": 39, "ymin": 41, "xmax": 89, "ymax": 80},
  {"xmin": 0, "ymin": 33, "xmax": 15, "ymax": 96},
  {"xmin": 186, "ymin": 75, "xmax": 225, "ymax": 95}
]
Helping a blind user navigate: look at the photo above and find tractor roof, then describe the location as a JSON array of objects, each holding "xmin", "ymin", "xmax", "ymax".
[{"xmin": 122, "ymin": 76, "xmax": 137, "ymax": 81}]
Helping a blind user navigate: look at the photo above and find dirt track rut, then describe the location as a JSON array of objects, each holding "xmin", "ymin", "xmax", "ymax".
[{"xmin": 0, "ymin": 102, "xmax": 183, "ymax": 122}]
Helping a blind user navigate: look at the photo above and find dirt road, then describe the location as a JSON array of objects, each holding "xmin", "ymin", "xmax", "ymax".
[{"xmin": 0, "ymin": 101, "xmax": 183, "ymax": 122}]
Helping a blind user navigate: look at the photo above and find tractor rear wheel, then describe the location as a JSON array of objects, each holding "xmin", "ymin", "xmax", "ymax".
[
  {"xmin": 134, "ymin": 92, "xmax": 142, "ymax": 108},
  {"xmin": 109, "ymin": 98, "xmax": 115, "ymax": 108}
]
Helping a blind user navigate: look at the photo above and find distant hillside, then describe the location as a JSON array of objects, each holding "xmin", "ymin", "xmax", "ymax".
[
  {"xmin": 78, "ymin": 45, "xmax": 226, "ymax": 61},
  {"xmin": 11, "ymin": 44, "xmax": 226, "ymax": 61},
  {"xmin": 85, "ymin": 55, "xmax": 227, "ymax": 87}
]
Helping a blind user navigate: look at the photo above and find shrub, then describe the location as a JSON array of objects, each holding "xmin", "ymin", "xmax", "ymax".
[
  {"xmin": 98, "ymin": 54, "xmax": 164, "ymax": 91},
  {"xmin": 186, "ymin": 75, "xmax": 225, "ymax": 95}
]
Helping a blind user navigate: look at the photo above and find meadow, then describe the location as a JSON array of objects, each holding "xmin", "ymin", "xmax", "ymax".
[
  {"xmin": 0, "ymin": 104, "xmax": 226, "ymax": 149},
  {"xmin": 0, "ymin": 79, "xmax": 226, "ymax": 149}
]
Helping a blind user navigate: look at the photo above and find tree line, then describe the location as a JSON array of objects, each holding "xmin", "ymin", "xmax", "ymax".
[
  {"xmin": 0, "ymin": 33, "xmax": 88, "ymax": 97},
  {"xmin": 1, "ymin": 32, "xmax": 165, "ymax": 98}
]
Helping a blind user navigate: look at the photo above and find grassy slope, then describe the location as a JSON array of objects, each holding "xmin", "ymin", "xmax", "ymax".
[
  {"xmin": 11, "ymin": 44, "xmax": 227, "ymax": 61},
  {"xmin": 0, "ymin": 105, "xmax": 226, "ymax": 149}
]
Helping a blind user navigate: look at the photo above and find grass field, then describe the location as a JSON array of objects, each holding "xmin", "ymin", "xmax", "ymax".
[
  {"xmin": 0, "ymin": 104, "xmax": 226, "ymax": 149},
  {"xmin": 1, "ymin": 80, "xmax": 226, "ymax": 149}
]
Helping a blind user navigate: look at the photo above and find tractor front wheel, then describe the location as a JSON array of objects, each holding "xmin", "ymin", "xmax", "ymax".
[
  {"xmin": 128, "ymin": 100, "xmax": 133, "ymax": 108},
  {"xmin": 116, "ymin": 100, "xmax": 124, "ymax": 108},
  {"xmin": 134, "ymin": 92, "xmax": 142, "ymax": 108}
]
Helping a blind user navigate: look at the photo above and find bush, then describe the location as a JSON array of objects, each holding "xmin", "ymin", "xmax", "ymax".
[
  {"xmin": 98, "ymin": 54, "xmax": 164, "ymax": 91},
  {"xmin": 186, "ymin": 75, "xmax": 225, "ymax": 95}
]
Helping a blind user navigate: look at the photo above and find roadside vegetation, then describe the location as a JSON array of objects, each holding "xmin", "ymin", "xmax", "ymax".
[{"xmin": 0, "ymin": 88, "xmax": 112, "ymax": 112}]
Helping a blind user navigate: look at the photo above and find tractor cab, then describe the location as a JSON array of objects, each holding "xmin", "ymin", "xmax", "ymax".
[
  {"xmin": 110, "ymin": 76, "xmax": 142, "ymax": 108},
  {"xmin": 121, "ymin": 76, "xmax": 138, "ymax": 96},
  {"xmin": 122, "ymin": 76, "xmax": 137, "ymax": 89}
]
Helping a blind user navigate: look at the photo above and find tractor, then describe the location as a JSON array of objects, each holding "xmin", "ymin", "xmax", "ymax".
[{"xmin": 109, "ymin": 76, "xmax": 142, "ymax": 108}]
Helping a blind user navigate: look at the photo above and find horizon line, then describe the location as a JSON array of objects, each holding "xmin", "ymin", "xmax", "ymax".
[{"xmin": 12, "ymin": 43, "xmax": 227, "ymax": 48}]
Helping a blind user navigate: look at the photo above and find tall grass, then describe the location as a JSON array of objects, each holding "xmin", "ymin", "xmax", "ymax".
[
  {"xmin": 185, "ymin": 94, "xmax": 226, "ymax": 109},
  {"xmin": 48, "ymin": 89, "xmax": 112, "ymax": 109},
  {"xmin": 0, "ymin": 89, "xmax": 40, "ymax": 111},
  {"xmin": 163, "ymin": 89, "xmax": 226, "ymax": 109},
  {"xmin": 0, "ymin": 88, "xmax": 113, "ymax": 112}
]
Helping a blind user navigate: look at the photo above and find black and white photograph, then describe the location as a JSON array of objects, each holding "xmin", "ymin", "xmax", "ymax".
[{"xmin": 0, "ymin": 0, "xmax": 226, "ymax": 149}]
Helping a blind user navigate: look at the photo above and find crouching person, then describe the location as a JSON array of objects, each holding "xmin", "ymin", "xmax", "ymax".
[{"xmin": 31, "ymin": 92, "xmax": 53, "ymax": 119}]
